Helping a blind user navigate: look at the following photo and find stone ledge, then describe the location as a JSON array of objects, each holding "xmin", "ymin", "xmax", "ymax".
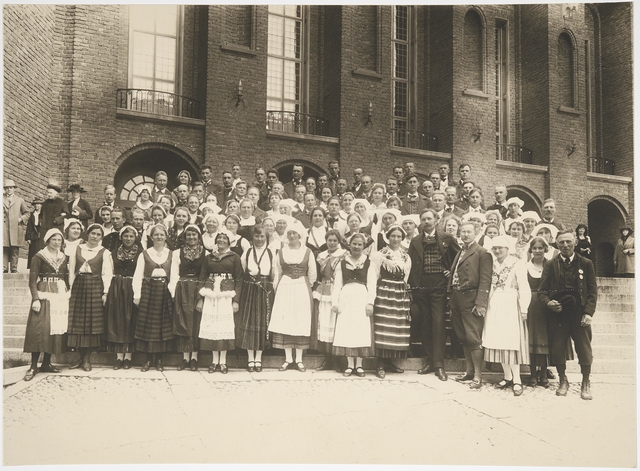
[
  {"xmin": 390, "ymin": 147, "xmax": 451, "ymax": 161},
  {"xmin": 351, "ymin": 68, "xmax": 383, "ymax": 80},
  {"xmin": 496, "ymin": 160, "xmax": 548, "ymax": 174},
  {"xmin": 266, "ymin": 130, "xmax": 339, "ymax": 145},
  {"xmin": 220, "ymin": 43, "xmax": 257, "ymax": 57},
  {"xmin": 557, "ymin": 105, "xmax": 582, "ymax": 116},
  {"xmin": 116, "ymin": 109, "xmax": 205, "ymax": 127},
  {"xmin": 586, "ymin": 172, "xmax": 632, "ymax": 184},
  {"xmin": 462, "ymin": 89, "xmax": 491, "ymax": 99}
]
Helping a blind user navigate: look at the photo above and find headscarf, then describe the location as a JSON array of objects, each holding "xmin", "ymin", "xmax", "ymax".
[{"xmin": 64, "ymin": 217, "xmax": 85, "ymax": 233}]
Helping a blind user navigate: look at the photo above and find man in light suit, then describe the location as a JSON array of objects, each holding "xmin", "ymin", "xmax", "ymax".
[
  {"xmin": 539, "ymin": 229, "xmax": 597, "ymax": 400},
  {"xmin": 409, "ymin": 208, "xmax": 460, "ymax": 381},
  {"xmin": 3, "ymin": 179, "xmax": 32, "ymax": 272},
  {"xmin": 449, "ymin": 221, "xmax": 492, "ymax": 389}
]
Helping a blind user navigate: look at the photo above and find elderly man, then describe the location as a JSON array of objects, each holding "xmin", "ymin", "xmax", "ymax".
[
  {"xmin": 351, "ymin": 168, "xmax": 363, "ymax": 196},
  {"xmin": 539, "ymin": 230, "xmax": 597, "ymax": 400},
  {"xmin": 409, "ymin": 208, "xmax": 460, "ymax": 381},
  {"xmin": 486, "ymin": 185, "xmax": 509, "ymax": 218},
  {"xmin": 541, "ymin": 199, "xmax": 567, "ymax": 231},
  {"xmin": 400, "ymin": 175, "xmax": 431, "ymax": 215},
  {"xmin": 420, "ymin": 180, "xmax": 434, "ymax": 200},
  {"xmin": 449, "ymin": 221, "xmax": 492, "ymax": 388},
  {"xmin": 3, "ymin": 179, "xmax": 32, "ymax": 272},
  {"xmin": 444, "ymin": 186, "xmax": 465, "ymax": 217}
]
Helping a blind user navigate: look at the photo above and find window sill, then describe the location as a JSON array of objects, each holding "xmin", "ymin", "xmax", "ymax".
[
  {"xmin": 220, "ymin": 43, "xmax": 256, "ymax": 57},
  {"xmin": 116, "ymin": 109, "xmax": 205, "ymax": 127},
  {"xmin": 352, "ymin": 68, "xmax": 383, "ymax": 81},
  {"xmin": 557, "ymin": 106, "xmax": 581, "ymax": 116},
  {"xmin": 266, "ymin": 130, "xmax": 339, "ymax": 145},
  {"xmin": 462, "ymin": 89, "xmax": 491, "ymax": 99},
  {"xmin": 496, "ymin": 160, "xmax": 548, "ymax": 174},
  {"xmin": 586, "ymin": 172, "xmax": 632, "ymax": 184},
  {"xmin": 390, "ymin": 147, "xmax": 451, "ymax": 161}
]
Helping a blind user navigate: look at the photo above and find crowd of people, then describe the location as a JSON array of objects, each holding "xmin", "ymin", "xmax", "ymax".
[{"xmin": 5, "ymin": 159, "xmax": 613, "ymax": 400}]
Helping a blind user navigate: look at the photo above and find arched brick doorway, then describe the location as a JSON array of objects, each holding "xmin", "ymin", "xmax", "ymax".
[
  {"xmin": 274, "ymin": 159, "xmax": 325, "ymax": 185},
  {"xmin": 114, "ymin": 144, "xmax": 200, "ymax": 209},
  {"xmin": 506, "ymin": 185, "xmax": 542, "ymax": 213},
  {"xmin": 588, "ymin": 196, "xmax": 628, "ymax": 277}
]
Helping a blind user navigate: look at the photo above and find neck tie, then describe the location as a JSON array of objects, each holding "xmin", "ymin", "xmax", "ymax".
[{"xmin": 446, "ymin": 207, "xmax": 452, "ymax": 213}]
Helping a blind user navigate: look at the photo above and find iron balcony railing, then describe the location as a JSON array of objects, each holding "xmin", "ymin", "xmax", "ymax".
[
  {"xmin": 587, "ymin": 157, "xmax": 615, "ymax": 175},
  {"xmin": 496, "ymin": 144, "xmax": 533, "ymax": 164},
  {"xmin": 266, "ymin": 111, "xmax": 328, "ymax": 136},
  {"xmin": 117, "ymin": 89, "xmax": 202, "ymax": 119},
  {"xmin": 391, "ymin": 129, "xmax": 439, "ymax": 152}
]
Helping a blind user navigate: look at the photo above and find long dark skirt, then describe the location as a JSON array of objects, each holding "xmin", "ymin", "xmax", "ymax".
[
  {"xmin": 105, "ymin": 275, "xmax": 136, "ymax": 353},
  {"xmin": 23, "ymin": 300, "xmax": 66, "ymax": 355},
  {"xmin": 235, "ymin": 276, "xmax": 274, "ymax": 351},
  {"xmin": 373, "ymin": 278, "xmax": 411, "ymax": 359},
  {"xmin": 173, "ymin": 278, "xmax": 202, "ymax": 352},
  {"xmin": 134, "ymin": 278, "xmax": 174, "ymax": 353},
  {"xmin": 67, "ymin": 274, "xmax": 105, "ymax": 348}
]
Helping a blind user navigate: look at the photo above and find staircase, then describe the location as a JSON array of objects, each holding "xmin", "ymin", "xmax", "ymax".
[{"xmin": 3, "ymin": 275, "xmax": 635, "ymax": 373}]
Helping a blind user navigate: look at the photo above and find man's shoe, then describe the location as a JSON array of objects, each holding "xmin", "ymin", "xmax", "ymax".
[
  {"xmin": 580, "ymin": 381, "xmax": 593, "ymax": 400},
  {"xmin": 435, "ymin": 367, "xmax": 448, "ymax": 381},
  {"xmin": 386, "ymin": 363, "xmax": 404, "ymax": 374},
  {"xmin": 40, "ymin": 363, "xmax": 62, "ymax": 373},
  {"xmin": 123, "ymin": 359, "xmax": 131, "ymax": 370},
  {"xmin": 538, "ymin": 370, "xmax": 550, "ymax": 388},
  {"xmin": 546, "ymin": 368, "xmax": 556, "ymax": 380},
  {"xmin": 556, "ymin": 376, "xmax": 569, "ymax": 396},
  {"xmin": 417, "ymin": 364, "xmax": 434, "ymax": 375},
  {"xmin": 141, "ymin": 361, "xmax": 151, "ymax": 372},
  {"xmin": 455, "ymin": 372, "xmax": 474, "ymax": 382},
  {"xmin": 155, "ymin": 359, "xmax": 164, "ymax": 372}
]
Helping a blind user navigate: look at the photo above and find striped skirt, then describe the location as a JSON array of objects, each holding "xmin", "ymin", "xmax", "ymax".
[
  {"xmin": 235, "ymin": 276, "xmax": 274, "ymax": 351},
  {"xmin": 271, "ymin": 332, "xmax": 309, "ymax": 350},
  {"xmin": 67, "ymin": 274, "xmax": 105, "ymax": 348},
  {"xmin": 484, "ymin": 319, "xmax": 530, "ymax": 365},
  {"xmin": 373, "ymin": 278, "xmax": 411, "ymax": 359},
  {"xmin": 134, "ymin": 278, "xmax": 174, "ymax": 352}
]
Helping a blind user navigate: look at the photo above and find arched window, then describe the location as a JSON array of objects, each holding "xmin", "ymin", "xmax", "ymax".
[
  {"xmin": 464, "ymin": 10, "xmax": 483, "ymax": 91},
  {"xmin": 557, "ymin": 33, "xmax": 575, "ymax": 107},
  {"xmin": 119, "ymin": 175, "xmax": 155, "ymax": 202}
]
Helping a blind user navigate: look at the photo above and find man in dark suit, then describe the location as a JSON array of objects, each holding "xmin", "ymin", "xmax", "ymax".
[
  {"xmin": 351, "ymin": 168, "xmax": 363, "ymax": 196},
  {"xmin": 400, "ymin": 175, "xmax": 431, "ymax": 215},
  {"xmin": 219, "ymin": 171, "xmax": 235, "ymax": 208},
  {"xmin": 539, "ymin": 230, "xmax": 597, "ymax": 400},
  {"xmin": 540, "ymin": 198, "xmax": 567, "ymax": 231},
  {"xmin": 66, "ymin": 183, "xmax": 93, "ymax": 229},
  {"xmin": 101, "ymin": 208, "xmax": 126, "ymax": 252},
  {"xmin": 485, "ymin": 184, "xmax": 509, "ymax": 218},
  {"xmin": 448, "ymin": 221, "xmax": 492, "ymax": 389},
  {"xmin": 200, "ymin": 165, "xmax": 223, "ymax": 200},
  {"xmin": 409, "ymin": 208, "xmax": 460, "ymax": 381},
  {"xmin": 283, "ymin": 164, "xmax": 305, "ymax": 199},
  {"xmin": 443, "ymin": 186, "xmax": 465, "ymax": 217},
  {"xmin": 94, "ymin": 185, "xmax": 117, "ymax": 224},
  {"xmin": 294, "ymin": 192, "xmax": 317, "ymax": 229}
]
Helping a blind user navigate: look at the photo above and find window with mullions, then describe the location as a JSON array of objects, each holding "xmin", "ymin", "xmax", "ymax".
[
  {"xmin": 119, "ymin": 175, "xmax": 155, "ymax": 202},
  {"xmin": 128, "ymin": 5, "xmax": 182, "ymax": 115},
  {"xmin": 392, "ymin": 6, "xmax": 414, "ymax": 148},
  {"xmin": 266, "ymin": 5, "xmax": 306, "ymax": 133}
]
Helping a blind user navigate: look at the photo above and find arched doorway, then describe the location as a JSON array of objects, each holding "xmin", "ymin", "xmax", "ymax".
[
  {"xmin": 588, "ymin": 196, "xmax": 628, "ymax": 277},
  {"xmin": 114, "ymin": 145, "xmax": 200, "ymax": 209},
  {"xmin": 274, "ymin": 159, "xmax": 325, "ymax": 185},
  {"xmin": 506, "ymin": 186, "xmax": 542, "ymax": 213}
]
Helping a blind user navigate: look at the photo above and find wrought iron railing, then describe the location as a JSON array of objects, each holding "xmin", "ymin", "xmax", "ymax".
[
  {"xmin": 496, "ymin": 144, "xmax": 533, "ymax": 164},
  {"xmin": 266, "ymin": 111, "xmax": 328, "ymax": 136},
  {"xmin": 587, "ymin": 157, "xmax": 615, "ymax": 175},
  {"xmin": 391, "ymin": 129, "xmax": 439, "ymax": 152},
  {"xmin": 116, "ymin": 89, "xmax": 202, "ymax": 119}
]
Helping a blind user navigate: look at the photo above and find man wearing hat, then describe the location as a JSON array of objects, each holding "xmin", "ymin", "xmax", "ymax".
[
  {"xmin": 67, "ymin": 183, "xmax": 93, "ymax": 230},
  {"xmin": 39, "ymin": 183, "xmax": 69, "ymax": 251},
  {"xmin": 3, "ymin": 179, "xmax": 32, "ymax": 273},
  {"xmin": 539, "ymin": 229, "xmax": 597, "ymax": 400}
]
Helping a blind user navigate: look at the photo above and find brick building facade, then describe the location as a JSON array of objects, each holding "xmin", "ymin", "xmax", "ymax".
[{"xmin": 3, "ymin": 4, "xmax": 633, "ymax": 275}]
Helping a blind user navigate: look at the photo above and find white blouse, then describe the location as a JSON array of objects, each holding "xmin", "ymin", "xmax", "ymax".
[
  {"xmin": 132, "ymin": 247, "xmax": 171, "ymax": 299},
  {"xmin": 331, "ymin": 254, "xmax": 377, "ymax": 306},
  {"xmin": 68, "ymin": 244, "xmax": 113, "ymax": 295},
  {"xmin": 242, "ymin": 245, "xmax": 273, "ymax": 277},
  {"xmin": 273, "ymin": 245, "xmax": 317, "ymax": 289}
]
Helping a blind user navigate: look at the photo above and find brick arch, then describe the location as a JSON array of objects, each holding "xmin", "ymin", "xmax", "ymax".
[
  {"xmin": 588, "ymin": 195, "xmax": 628, "ymax": 276},
  {"xmin": 505, "ymin": 185, "xmax": 542, "ymax": 213},
  {"xmin": 588, "ymin": 194, "xmax": 628, "ymax": 221},
  {"xmin": 114, "ymin": 142, "xmax": 200, "ymax": 171},
  {"xmin": 273, "ymin": 159, "xmax": 327, "ymax": 184}
]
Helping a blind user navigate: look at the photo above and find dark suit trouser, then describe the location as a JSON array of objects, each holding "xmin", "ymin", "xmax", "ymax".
[
  {"xmin": 3, "ymin": 246, "xmax": 19, "ymax": 270},
  {"xmin": 410, "ymin": 273, "xmax": 447, "ymax": 368},
  {"xmin": 547, "ymin": 310, "xmax": 593, "ymax": 366},
  {"xmin": 450, "ymin": 290, "xmax": 484, "ymax": 350}
]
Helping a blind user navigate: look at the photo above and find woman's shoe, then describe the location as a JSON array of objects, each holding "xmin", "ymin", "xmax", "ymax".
[
  {"xmin": 495, "ymin": 379, "xmax": 514, "ymax": 390},
  {"xmin": 247, "ymin": 361, "xmax": 255, "ymax": 373},
  {"xmin": 538, "ymin": 371, "xmax": 550, "ymax": 388},
  {"xmin": 279, "ymin": 362, "xmax": 291, "ymax": 372},
  {"xmin": 296, "ymin": 362, "xmax": 306, "ymax": 372},
  {"xmin": 155, "ymin": 359, "xmax": 164, "ymax": 372},
  {"xmin": 513, "ymin": 383, "xmax": 524, "ymax": 396},
  {"xmin": 343, "ymin": 367, "xmax": 354, "ymax": 377},
  {"xmin": 529, "ymin": 371, "xmax": 538, "ymax": 387},
  {"xmin": 40, "ymin": 363, "xmax": 61, "ymax": 373},
  {"xmin": 376, "ymin": 367, "xmax": 386, "ymax": 379},
  {"xmin": 254, "ymin": 361, "xmax": 262, "ymax": 372},
  {"xmin": 208, "ymin": 364, "xmax": 216, "ymax": 374},
  {"xmin": 141, "ymin": 361, "xmax": 151, "ymax": 372},
  {"xmin": 113, "ymin": 360, "xmax": 123, "ymax": 370},
  {"xmin": 220, "ymin": 364, "xmax": 228, "ymax": 374},
  {"xmin": 82, "ymin": 360, "xmax": 92, "ymax": 372},
  {"xmin": 178, "ymin": 359, "xmax": 188, "ymax": 371},
  {"xmin": 469, "ymin": 378, "xmax": 482, "ymax": 389},
  {"xmin": 123, "ymin": 359, "xmax": 131, "ymax": 370},
  {"xmin": 24, "ymin": 368, "xmax": 37, "ymax": 382},
  {"xmin": 189, "ymin": 359, "xmax": 198, "ymax": 371},
  {"xmin": 355, "ymin": 367, "xmax": 365, "ymax": 378}
]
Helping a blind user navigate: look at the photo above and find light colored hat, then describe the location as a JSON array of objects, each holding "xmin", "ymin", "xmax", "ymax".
[
  {"xmin": 353, "ymin": 198, "xmax": 371, "ymax": 212},
  {"xmin": 286, "ymin": 219, "xmax": 308, "ymax": 242},
  {"xmin": 533, "ymin": 223, "xmax": 559, "ymax": 242},
  {"xmin": 118, "ymin": 225, "xmax": 138, "ymax": 239},
  {"xmin": 4, "ymin": 179, "xmax": 16, "ymax": 188},
  {"xmin": 273, "ymin": 213, "xmax": 295, "ymax": 226},
  {"xmin": 279, "ymin": 198, "xmax": 297, "ymax": 209},
  {"xmin": 199, "ymin": 202, "xmax": 222, "ymax": 214},
  {"xmin": 401, "ymin": 214, "xmax": 420, "ymax": 227},
  {"xmin": 203, "ymin": 212, "xmax": 225, "ymax": 227},
  {"xmin": 184, "ymin": 223, "xmax": 202, "ymax": 235},
  {"xmin": 43, "ymin": 228, "xmax": 63, "ymax": 244},
  {"xmin": 462, "ymin": 212, "xmax": 486, "ymax": 223},
  {"xmin": 378, "ymin": 208, "xmax": 402, "ymax": 224},
  {"xmin": 64, "ymin": 217, "xmax": 84, "ymax": 232},
  {"xmin": 506, "ymin": 197, "xmax": 525, "ymax": 208},
  {"xmin": 521, "ymin": 211, "xmax": 541, "ymax": 223},
  {"xmin": 137, "ymin": 185, "xmax": 153, "ymax": 197},
  {"xmin": 490, "ymin": 235, "xmax": 515, "ymax": 252},
  {"xmin": 386, "ymin": 223, "xmax": 407, "ymax": 238}
]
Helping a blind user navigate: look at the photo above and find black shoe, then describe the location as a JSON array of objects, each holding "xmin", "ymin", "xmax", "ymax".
[
  {"xmin": 376, "ymin": 367, "xmax": 386, "ymax": 379},
  {"xmin": 386, "ymin": 363, "xmax": 404, "ymax": 374},
  {"xmin": 556, "ymin": 375, "xmax": 569, "ymax": 396},
  {"xmin": 529, "ymin": 371, "xmax": 538, "ymax": 387},
  {"xmin": 355, "ymin": 367, "xmax": 365, "ymax": 378},
  {"xmin": 24, "ymin": 368, "xmax": 38, "ymax": 381},
  {"xmin": 435, "ymin": 367, "xmax": 448, "ymax": 381},
  {"xmin": 220, "ymin": 364, "xmax": 228, "ymax": 374},
  {"xmin": 208, "ymin": 364, "xmax": 216, "ymax": 374},
  {"xmin": 538, "ymin": 371, "xmax": 550, "ymax": 388},
  {"xmin": 417, "ymin": 364, "xmax": 434, "ymax": 375},
  {"xmin": 113, "ymin": 360, "xmax": 123, "ymax": 371},
  {"xmin": 82, "ymin": 359, "xmax": 92, "ymax": 372},
  {"xmin": 155, "ymin": 359, "xmax": 164, "ymax": 372},
  {"xmin": 295, "ymin": 362, "xmax": 306, "ymax": 372},
  {"xmin": 546, "ymin": 368, "xmax": 556, "ymax": 380},
  {"xmin": 455, "ymin": 372, "xmax": 475, "ymax": 382},
  {"xmin": 69, "ymin": 357, "xmax": 84, "ymax": 369},
  {"xmin": 495, "ymin": 379, "xmax": 514, "ymax": 390},
  {"xmin": 40, "ymin": 363, "xmax": 61, "ymax": 373},
  {"xmin": 581, "ymin": 380, "xmax": 593, "ymax": 400},
  {"xmin": 141, "ymin": 361, "xmax": 151, "ymax": 372},
  {"xmin": 178, "ymin": 359, "xmax": 188, "ymax": 371},
  {"xmin": 254, "ymin": 361, "xmax": 262, "ymax": 372},
  {"xmin": 123, "ymin": 359, "xmax": 131, "ymax": 370},
  {"xmin": 247, "ymin": 361, "xmax": 255, "ymax": 373},
  {"xmin": 189, "ymin": 359, "xmax": 198, "ymax": 371},
  {"xmin": 315, "ymin": 360, "xmax": 332, "ymax": 371}
]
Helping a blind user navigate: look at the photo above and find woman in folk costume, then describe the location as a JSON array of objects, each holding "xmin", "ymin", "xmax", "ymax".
[
  {"xmin": 105, "ymin": 226, "xmax": 141, "ymax": 370},
  {"xmin": 400, "ymin": 214, "xmax": 420, "ymax": 252},
  {"xmin": 306, "ymin": 207, "xmax": 328, "ymax": 261},
  {"xmin": 133, "ymin": 185, "xmax": 155, "ymax": 223},
  {"xmin": 268, "ymin": 219, "xmax": 317, "ymax": 372},
  {"xmin": 169, "ymin": 224, "xmax": 206, "ymax": 371},
  {"xmin": 371, "ymin": 208, "xmax": 402, "ymax": 252},
  {"xmin": 237, "ymin": 198, "xmax": 258, "ymax": 241},
  {"xmin": 521, "ymin": 211, "xmax": 541, "ymax": 243},
  {"xmin": 196, "ymin": 229, "xmax": 243, "ymax": 374},
  {"xmin": 502, "ymin": 197, "xmax": 524, "ymax": 234},
  {"xmin": 343, "ymin": 212, "xmax": 375, "ymax": 256},
  {"xmin": 236, "ymin": 225, "xmax": 276, "ymax": 372},
  {"xmin": 23, "ymin": 229, "xmax": 70, "ymax": 381},
  {"xmin": 331, "ymin": 233, "xmax": 377, "ymax": 377},
  {"xmin": 167, "ymin": 206, "xmax": 189, "ymax": 251},
  {"xmin": 225, "ymin": 213, "xmax": 251, "ymax": 257},
  {"xmin": 532, "ymin": 223, "xmax": 560, "ymax": 261},
  {"xmin": 352, "ymin": 199, "xmax": 373, "ymax": 236},
  {"xmin": 270, "ymin": 214, "xmax": 295, "ymax": 253},
  {"xmin": 133, "ymin": 223, "xmax": 174, "ymax": 372},
  {"xmin": 482, "ymin": 235, "xmax": 531, "ymax": 396},
  {"xmin": 372, "ymin": 224, "xmax": 412, "ymax": 379},
  {"xmin": 67, "ymin": 223, "xmax": 113, "ymax": 372},
  {"xmin": 507, "ymin": 220, "xmax": 529, "ymax": 262},
  {"xmin": 201, "ymin": 212, "xmax": 224, "ymax": 253},
  {"xmin": 311, "ymin": 229, "xmax": 346, "ymax": 372},
  {"xmin": 63, "ymin": 218, "xmax": 84, "ymax": 258}
]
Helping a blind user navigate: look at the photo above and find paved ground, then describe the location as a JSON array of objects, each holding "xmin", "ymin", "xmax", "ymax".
[{"xmin": 3, "ymin": 367, "xmax": 636, "ymax": 467}]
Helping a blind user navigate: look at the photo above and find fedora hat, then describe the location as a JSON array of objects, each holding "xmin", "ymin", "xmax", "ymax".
[{"xmin": 4, "ymin": 179, "xmax": 16, "ymax": 188}]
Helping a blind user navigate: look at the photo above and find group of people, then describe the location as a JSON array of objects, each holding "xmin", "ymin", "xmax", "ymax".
[{"xmin": 8, "ymin": 160, "xmax": 606, "ymax": 400}]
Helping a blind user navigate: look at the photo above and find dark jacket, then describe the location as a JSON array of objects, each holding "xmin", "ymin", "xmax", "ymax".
[
  {"xmin": 400, "ymin": 194, "xmax": 432, "ymax": 215},
  {"xmin": 448, "ymin": 241, "xmax": 492, "ymax": 310},
  {"xmin": 538, "ymin": 252, "xmax": 597, "ymax": 316},
  {"xmin": 67, "ymin": 197, "xmax": 93, "ymax": 227},
  {"xmin": 407, "ymin": 228, "xmax": 460, "ymax": 288}
]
